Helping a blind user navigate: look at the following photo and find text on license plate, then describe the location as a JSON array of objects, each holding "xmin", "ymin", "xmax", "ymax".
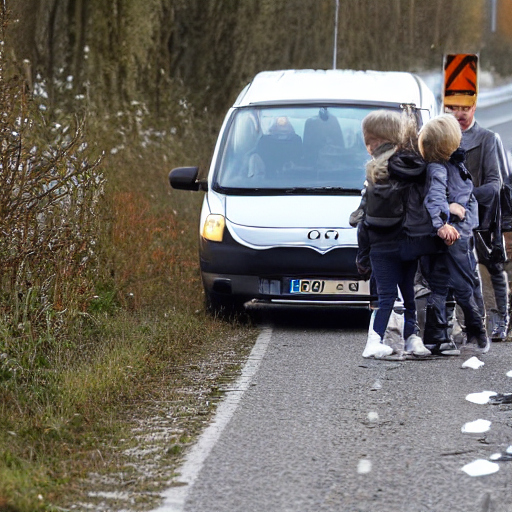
[{"xmin": 289, "ymin": 279, "xmax": 369, "ymax": 295}]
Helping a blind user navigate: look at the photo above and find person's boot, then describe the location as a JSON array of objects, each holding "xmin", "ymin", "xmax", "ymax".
[
  {"xmin": 440, "ymin": 299, "xmax": 459, "ymax": 352},
  {"xmin": 490, "ymin": 270, "xmax": 508, "ymax": 340},
  {"xmin": 414, "ymin": 294, "xmax": 428, "ymax": 340},
  {"xmin": 489, "ymin": 306, "xmax": 509, "ymax": 342},
  {"xmin": 508, "ymin": 291, "xmax": 512, "ymax": 340},
  {"xmin": 491, "ymin": 314, "xmax": 508, "ymax": 341},
  {"xmin": 460, "ymin": 300, "xmax": 490, "ymax": 354},
  {"xmin": 362, "ymin": 331, "xmax": 393, "ymax": 358},
  {"xmin": 424, "ymin": 304, "xmax": 459, "ymax": 356},
  {"xmin": 468, "ymin": 329, "xmax": 491, "ymax": 354}
]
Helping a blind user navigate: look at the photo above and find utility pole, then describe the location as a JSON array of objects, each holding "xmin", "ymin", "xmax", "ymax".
[
  {"xmin": 333, "ymin": 0, "xmax": 339, "ymax": 69},
  {"xmin": 490, "ymin": 0, "xmax": 497, "ymax": 33}
]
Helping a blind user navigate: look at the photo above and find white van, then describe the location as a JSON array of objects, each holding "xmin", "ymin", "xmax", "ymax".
[{"xmin": 169, "ymin": 69, "xmax": 438, "ymax": 314}]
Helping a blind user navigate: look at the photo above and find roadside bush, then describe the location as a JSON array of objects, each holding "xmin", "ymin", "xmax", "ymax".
[
  {"xmin": 0, "ymin": 43, "xmax": 104, "ymax": 381},
  {"xmin": 0, "ymin": 7, "xmax": 255, "ymax": 511}
]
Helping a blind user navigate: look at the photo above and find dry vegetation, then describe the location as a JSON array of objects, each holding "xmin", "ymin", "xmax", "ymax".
[
  {"xmin": 2, "ymin": 1, "xmax": 512, "ymax": 510},
  {"xmin": 0, "ymin": 69, "xmax": 258, "ymax": 512},
  {"xmin": 0, "ymin": 9, "xmax": 257, "ymax": 512}
]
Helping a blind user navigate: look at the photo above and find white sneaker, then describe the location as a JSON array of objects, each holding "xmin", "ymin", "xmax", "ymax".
[
  {"xmin": 362, "ymin": 332, "xmax": 393, "ymax": 358},
  {"xmin": 404, "ymin": 334, "xmax": 431, "ymax": 356}
]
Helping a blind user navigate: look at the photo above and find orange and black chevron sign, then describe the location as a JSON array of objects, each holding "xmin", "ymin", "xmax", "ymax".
[{"xmin": 443, "ymin": 53, "xmax": 478, "ymax": 99}]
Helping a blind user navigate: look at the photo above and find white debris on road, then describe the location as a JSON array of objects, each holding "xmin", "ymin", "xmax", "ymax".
[
  {"xmin": 465, "ymin": 391, "xmax": 498, "ymax": 404},
  {"xmin": 461, "ymin": 356, "xmax": 484, "ymax": 369},
  {"xmin": 357, "ymin": 459, "xmax": 372, "ymax": 474},
  {"xmin": 461, "ymin": 459, "xmax": 500, "ymax": 477},
  {"xmin": 461, "ymin": 419, "xmax": 491, "ymax": 433}
]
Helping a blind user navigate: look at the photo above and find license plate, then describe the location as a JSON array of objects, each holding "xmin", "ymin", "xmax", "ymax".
[{"xmin": 289, "ymin": 279, "xmax": 370, "ymax": 295}]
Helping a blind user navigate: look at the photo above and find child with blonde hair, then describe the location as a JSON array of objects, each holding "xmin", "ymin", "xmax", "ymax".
[
  {"xmin": 358, "ymin": 109, "xmax": 434, "ymax": 358},
  {"xmin": 419, "ymin": 114, "xmax": 489, "ymax": 354}
]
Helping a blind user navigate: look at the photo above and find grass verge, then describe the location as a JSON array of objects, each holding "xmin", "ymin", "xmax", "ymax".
[{"xmin": 0, "ymin": 127, "xmax": 259, "ymax": 511}]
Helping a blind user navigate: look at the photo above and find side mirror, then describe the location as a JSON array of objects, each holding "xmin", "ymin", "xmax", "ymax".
[{"xmin": 169, "ymin": 166, "xmax": 207, "ymax": 191}]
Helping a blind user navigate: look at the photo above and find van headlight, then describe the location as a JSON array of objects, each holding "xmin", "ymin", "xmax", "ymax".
[{"xmin": 202, "ymin": 214, "xmax": 225, "ymax": 242}]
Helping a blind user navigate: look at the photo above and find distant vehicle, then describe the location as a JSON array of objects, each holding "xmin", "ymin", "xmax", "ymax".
[{"xmin": 169, "ymin": 69, "xmax": 438, "ymax": 314}]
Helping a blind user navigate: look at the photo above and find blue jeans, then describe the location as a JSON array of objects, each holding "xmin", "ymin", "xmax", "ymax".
[
  {"xmin": 421, "ymin": 236, "xmax": 485, "ymax": 337},
  {"xmin": 399, "ymin": 234, "xmax": 445, "ymax": 261},
  {"xmin": 370, "ymin": 247, "xmax": 418, "ymax": 340}
]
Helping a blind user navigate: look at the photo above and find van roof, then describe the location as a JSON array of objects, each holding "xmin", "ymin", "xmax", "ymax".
[{"xmin": 234, "ymin": 69, "xmax": 435, "ymax": 110}]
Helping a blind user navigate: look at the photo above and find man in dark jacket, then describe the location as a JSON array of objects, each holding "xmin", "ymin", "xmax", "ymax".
[{"xmin": 445, "ymin": 99, "xmax": 509, "ymax": 341}]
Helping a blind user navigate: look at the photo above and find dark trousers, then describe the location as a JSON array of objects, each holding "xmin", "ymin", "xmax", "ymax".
[
  {"xmin": 370, "ymin": 247, "xmax": 418, "ymax": 341},
  {"xmin": 475, "ymin": 230, "xmax": 508, "ymax": 318},
  {"xmin": 421, "ymin": 237, "xmax": 485, "ymax": 338},
  {"xmin": 486, "ymin": 263, "xmax": 508, "ymax": 318}
]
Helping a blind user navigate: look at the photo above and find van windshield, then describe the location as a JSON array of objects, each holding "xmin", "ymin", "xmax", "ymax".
[{"xmin": 214, "ymin": 105, "xmax": 402, "ymax": 193}]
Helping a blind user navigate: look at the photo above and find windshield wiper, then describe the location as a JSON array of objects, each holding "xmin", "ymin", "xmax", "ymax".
[
  {"xmin": 284, "ymin": 186, "xmax": 361, "ymax": 194},
  {"xmin": 213, "ymin": 185, "xmax": 362, "ymax": 196}
]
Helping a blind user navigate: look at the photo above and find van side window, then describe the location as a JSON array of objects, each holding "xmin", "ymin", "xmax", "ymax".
[{"xmin": 219, "ymin": 110, "xmax": 261, "ymax": 183}]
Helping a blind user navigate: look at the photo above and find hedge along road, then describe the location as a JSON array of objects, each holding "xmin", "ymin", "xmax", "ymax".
[{"xmin": 153, "ymin": 104, "xmax": 512, "ymax": 512}]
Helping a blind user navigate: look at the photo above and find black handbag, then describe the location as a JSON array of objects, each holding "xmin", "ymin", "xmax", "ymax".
[{"xmin": 474, "ymin": 230, "xmax": 506, "ymax": 266}]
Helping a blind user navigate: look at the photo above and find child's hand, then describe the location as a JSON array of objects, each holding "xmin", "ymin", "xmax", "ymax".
[
  {"xmin": 437, "ymin": 224, "xmax": 460, "ymax": 245},
  {"xmin": 449, "ymin": 202, "xmax": 466, "ymax": 220}
]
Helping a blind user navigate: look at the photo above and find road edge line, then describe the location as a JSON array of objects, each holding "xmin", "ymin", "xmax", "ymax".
[{"xmin": 152, "ymin": 326, "xmax": 273, "ymax": 512}]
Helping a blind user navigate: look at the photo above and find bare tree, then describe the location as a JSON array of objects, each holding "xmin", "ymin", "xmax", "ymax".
[{"xmin": 6, "ymin": 0, "xmax": 489, "ymax": 118}]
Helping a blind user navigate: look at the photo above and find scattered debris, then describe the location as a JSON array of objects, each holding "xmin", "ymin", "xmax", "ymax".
[
  {"xmin": 465, "ymin": 391, "xmax": 497, "ymax": 404},
  {"xmin": 490, "ymin": 452, "xmax": 512, "ymax": 462},
  {"xmin": 461, "ymin": 356, "xmax": 484, "ymax": 369},
  {"xmin": 461, "ymin": 419, "xmax": 491, "ymax": 434},
  {"xmin": 488, "ymin": 393, "xmax": 512, "ymax": 405},
  {"xmin": 461, "ymin": 459, "xmax": 500, "ymax": 476}
]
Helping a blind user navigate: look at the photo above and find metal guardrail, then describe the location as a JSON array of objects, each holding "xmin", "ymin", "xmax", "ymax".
[
  {"xmin": 479, "ymin": 82, "xmax": 512, "ymax": 108},
  {"xmin": 418, "ymin": 71, "xmax": 512, "ymax": 108}
]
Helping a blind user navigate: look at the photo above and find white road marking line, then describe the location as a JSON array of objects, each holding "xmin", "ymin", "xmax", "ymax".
[{"xmin": 152, "ymin": 327, "xmax": 273, "ymax": 512}]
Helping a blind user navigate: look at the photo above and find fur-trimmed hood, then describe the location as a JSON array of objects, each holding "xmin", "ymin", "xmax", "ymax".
[{"xmin": 365, "ymin": 143, "xmax": 395, "ymax": 183}]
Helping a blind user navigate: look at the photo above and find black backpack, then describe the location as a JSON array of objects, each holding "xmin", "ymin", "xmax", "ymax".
[
  {"xmin": 364, "ymin": 151, "xmax": 427, "ymax": 230},
  {"xmin": 364, "ymin": 179, "xmax": 410, "ymax": 229}
]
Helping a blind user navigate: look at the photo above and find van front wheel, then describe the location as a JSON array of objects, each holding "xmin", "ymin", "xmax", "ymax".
[{"xmin": 204, "ymin": 290, "xmax": 246, "ymax": 321}]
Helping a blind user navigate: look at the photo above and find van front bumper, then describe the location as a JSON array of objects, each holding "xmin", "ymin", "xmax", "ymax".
[{"xmin": 199, "ymin": 232, "xmax": 374, "ymax": 306}]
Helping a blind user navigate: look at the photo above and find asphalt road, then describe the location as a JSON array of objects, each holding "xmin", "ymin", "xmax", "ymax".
[
  {"xmin": 153, "ymin": 100, "xmax": 512, "ymax": 512},
  {"xmin": 157, "ymin": 308, "xmax": 512, "ymax": 512}
]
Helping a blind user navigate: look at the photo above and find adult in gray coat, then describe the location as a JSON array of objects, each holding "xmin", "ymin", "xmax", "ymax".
[{"xmin": 445, "ymin": 102, "xmax": 509, "ymax": 341}]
